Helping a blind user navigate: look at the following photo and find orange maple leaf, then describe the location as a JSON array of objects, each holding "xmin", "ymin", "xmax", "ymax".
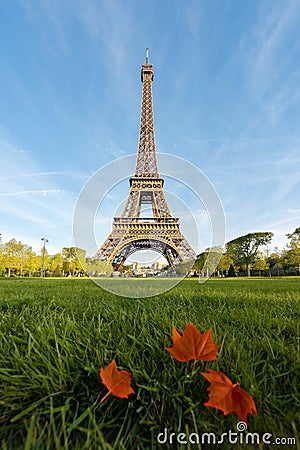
[
  {"xmin": 165, "ymin": 322, "xmax": 221, "ymax": 365},
  {"xmin": 100, "ymin": 359, "xmax": 135, "ymax": 403},
  {"xmin": 201, "ymin": 369, "xmax": 257, "ymax": 423}
]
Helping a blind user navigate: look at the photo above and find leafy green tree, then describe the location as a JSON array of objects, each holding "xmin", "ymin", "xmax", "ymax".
[
  {"xmin": 176, "ymin": 260, "xmax": 192, "ymax": 275},
  {"xmin": 286, "ymin": 227, "xmax": 300, "ymax": 275},
  {"xmin": 192, "ymin": 247, "xmax": 223, "ymax": 277},
  {"xmin": 62, "ymin": 247, "xmax": 86, "ymax": 275},
  {"xmin": 49, "ymin": 253, "xmax": 64, "ymax": 276},
  {"xmin": 3, "ymin": 239, "xmax": 25, "ymax": 277},
  {"xmin": 252, "ymin": 251, "xmax": 269, "ymax": 276},
  {"xmin": 227, "ymin": 263, "xmax": 236, "ymax": 277},
  {"xmin": 285, "ymin": 227, "xmax": 300, "ymax": 275},
  {"xmin": 0, "ymin": 234, "xmax": 4, "ymax": 276},
  {"xmin": 226, "ymin": 232, "xmax": 273, "ymax": 277},
  {"xmin": 22, "ymin": 246, "xmax": 38, "ymax": 276},
  {"xmin": 268, "ymin": 247, "xmax": 284, "ymax": 276},
  {"xmin": 287, "ymin": 226, "xmax": 300, "ymax": 243},
  {"xmin": 217, "ymin": 252, "xmax": 233, "ymax": 276},
  {"xmin": 30, "ymin": 254, "xmax": 42, "ymax": 276},
  {"xmin": 192, "ymin": 251, "xmax": 208, "ymax": 273},
  {"xmin": 85, "ymin": 258, "xmax": 113, "ymax": 276},
  {"xmin": 203, "ymin": 246, "xmax": 223, "ymax": 276}
]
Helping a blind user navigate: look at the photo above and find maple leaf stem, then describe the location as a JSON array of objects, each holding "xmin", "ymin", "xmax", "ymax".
[
  {"xmin": 100, "ymin": 390, "xmax": 111, "ymax": 403},
  {"xmin": 192, "ymin": 361, "xmax": 197, "ymax": 370}
]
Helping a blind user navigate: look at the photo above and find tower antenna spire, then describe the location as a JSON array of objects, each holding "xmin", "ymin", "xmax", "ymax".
[{"xmin": 146, "ymin": 47, "xmax": 149, "ymax": 64}]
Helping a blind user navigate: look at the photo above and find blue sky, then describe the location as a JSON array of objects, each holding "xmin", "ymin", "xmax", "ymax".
[{"xmin": 0, "ymin": 0, "xmax": 300, "ymax": 257}]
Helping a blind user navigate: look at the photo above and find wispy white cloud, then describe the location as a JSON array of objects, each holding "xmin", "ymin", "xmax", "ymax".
[
  {"xmin": 250, "ymin": 1, "xmax": 300, "ymax": 89},
  {"xmin": 0, "ymin": 172, "xmax": 62, "ymax": 181},
  {"xmin": 22, "ymin": 171, "xmax": 66, "ymax": 177},
  {"xmin": 70, "ymin": 0, "xmax": 135, "ymax": 76},
  {"xmin": 182, "ymin": 0, "xmax": 204, "ymax": 37},
  {"xmin": 238, "ymin": 1, "xmax": 300, "ymax": 132},
  {"xmin": 288, "ymin": 209, "xmax": 300, "ymax": 213},
  {"xmin": 20, "ymin": 0, "xmax": 69, "ymax": 55},
  {"xmin": 272, "ymin": 173, "xmax": 300, "ymax": 202},
  {"xmin": 1, "ymin": 204, "xmax": 50, "ymax": 226},
  {"xmin": 0, "ymin": 189, "xmax": 63, "ymax": 197},
  {"xmin": 0, "ymin": 171, "xmax": 90, "ymax": 181},
  {"xmin": 273, "ymin": 147, "xmax": 300, "ymax": 167},
  {"xmin": 0, "ymin": 136, "xmax": 78, "ymax": 252}
]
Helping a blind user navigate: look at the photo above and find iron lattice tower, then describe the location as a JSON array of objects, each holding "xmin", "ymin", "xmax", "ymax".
[{"xmin": 95, "ymin": 50, "xmax": 196, "ymax": 271}]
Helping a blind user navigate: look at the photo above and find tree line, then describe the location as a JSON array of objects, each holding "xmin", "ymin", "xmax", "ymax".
[
  {"xmin": 0, "ymin": 235, "xmax": 112, "ymax": 277},
  {"xmin": 191, "ymin": 228, "xmax": 300, "ymax": 277},
  {"xmin": 0, "ymin": 227, "xmax": 299, "ymax": 278}
]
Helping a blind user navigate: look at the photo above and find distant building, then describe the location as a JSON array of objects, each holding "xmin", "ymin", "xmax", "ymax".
[
  {"xmin": 151, "ymin": 261, "xmax": 164, "ymax": 271},
  {"xmin": 132, "ymin": 262, "xmax": 141, "ymax": 271}
]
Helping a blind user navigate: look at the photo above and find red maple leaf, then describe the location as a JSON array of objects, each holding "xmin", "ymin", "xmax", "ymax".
[
  {"xmin": 100, "ymin": 360, "xmax": 135, "ymax": 403},
  {"xmin": 201, "ymin": 369, "xmax": 257, "ymax": 423},
  {"xmin": 165, "ymin": 322, "xmax": 221, "ymax": 366}
]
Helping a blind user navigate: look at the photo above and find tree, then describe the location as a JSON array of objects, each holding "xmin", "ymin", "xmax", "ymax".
[
  {"xmin": 62, "ymin": 247, "xmax": 86, "ymax": 275},
  {"xmin": 226, "ymin": 232, "xmax": 273, "ymax": 277},
  {"xmin": 3, "ymin": 239, "xmax": 25, "ymax": 277},
  {"xmin": 227, "ymin": 263, "xmax": 236, "ymax": 277},
  {"xmin": 286, "ymin": 227, "xmax": 300, "ymax": 275},
  {"xmin": 252, "ymin": 251, "xmax": 269, "ymax": 276},
  {"xmin": 85, "ymin": 259, "xmax": 113, "ymax": 276},
  {"xmin": 0, "ymin": 234, "xmax": 4, "ymax": 276},
  {"xmin": 268, "ymin": 247, "xmax": 284, "ymax": 276},
  {"xmin": 203, "ymin": 246, "xmax": 223, "ymax": 277},
  {"xmin": 22, "ymin": 246, "xmax": 38, "ymax": 276},
  {"xmin": 49, "ymin": 253, "xmax": 64, "ymax": 276},
  {"xmin": 217, "ymin": 252, "xmax": 233, "ymax": 276},
  {"xmin": 176, "ymin": 260, "xmax": 193, "ymax": 275},
  {"xmin": 192, "ymin": 252, "xmax": 207, "ymax": 273},
  {"xmin": 192, "ymin": 247, "xmax": 223, "ymax": 277}
]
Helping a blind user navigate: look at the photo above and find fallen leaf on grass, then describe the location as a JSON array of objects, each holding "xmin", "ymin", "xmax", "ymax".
[
  {"xmin": 100, "ymin": 359, "xmax": 135, "ymax": 403},
  {"xmin": 165, "ymin": 322, "xmax": 220, "ymax": 365},
  {"xmin": 201, "ymin": 369, "xmax": 257, "ymax": 423}
]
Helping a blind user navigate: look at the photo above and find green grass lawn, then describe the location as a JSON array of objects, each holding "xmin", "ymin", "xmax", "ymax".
[{"xmin": 0, "ymin": 277, "xmax": 299, "ymax": 449}]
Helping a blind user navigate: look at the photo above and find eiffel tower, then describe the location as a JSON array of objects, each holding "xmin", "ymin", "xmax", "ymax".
[{"xmin": 95, "ymin": 49, "xmax": 196, "ymax": 272}]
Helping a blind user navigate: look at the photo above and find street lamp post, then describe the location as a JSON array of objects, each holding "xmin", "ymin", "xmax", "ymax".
[{"xmin": 41, "ymin": 238, "xmax": 49, "ymax": 277}]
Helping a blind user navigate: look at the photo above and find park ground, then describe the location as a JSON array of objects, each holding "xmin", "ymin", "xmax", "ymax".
[{"xmin": 0, "ymin": 277, "xmax": 299, "ymax": 449}]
